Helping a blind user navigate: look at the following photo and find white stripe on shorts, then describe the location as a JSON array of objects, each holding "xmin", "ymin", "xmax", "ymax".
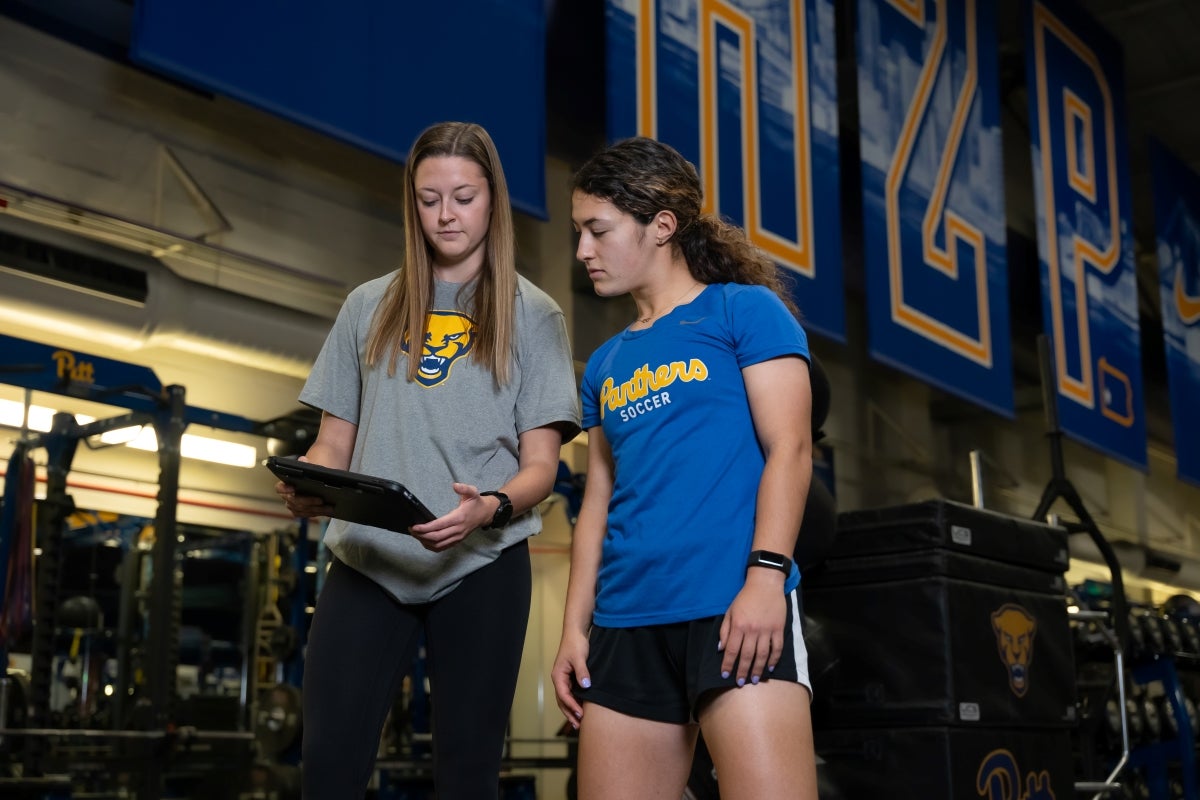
[{"xmin": 788, "ymin": 587, "xmax": 813, "ymax": 699}]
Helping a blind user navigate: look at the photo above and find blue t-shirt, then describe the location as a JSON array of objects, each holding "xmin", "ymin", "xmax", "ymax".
[{"xmin": 581, "ymin": 283, "xmax": 810, "ymax": 627}]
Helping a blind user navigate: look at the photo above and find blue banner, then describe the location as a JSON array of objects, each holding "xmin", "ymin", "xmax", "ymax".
[
  {"xmin": 1024, "ymin": 0, "xmax": 1146, "ymax": 470},
  {"xmin": 1149, "ymin": 142, "xmax": 1200, "ymax": 486},
  {"xmin": 605, "ymin": 0, "xmax": 845, "ymax": 341},
  {"xmin": 130, "ymin": 0, "xmax": 548, "ymax": 218},
  {"xmin": 856, "ymin": 0, "xmax": 1013, "ymax": 417}
]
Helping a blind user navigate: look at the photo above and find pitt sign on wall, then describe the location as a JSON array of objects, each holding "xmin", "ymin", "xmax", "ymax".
[
  {"xmin": 605, "ymin": 0, "xmax": 845, "ymax": 341},
  {"xmin": 857, "ymin": 0, "xmax": 1013, "ymax": 417},
  {"xmin": 1025, "ymin": 0, "xmax": 1146, "ymax": 470}
]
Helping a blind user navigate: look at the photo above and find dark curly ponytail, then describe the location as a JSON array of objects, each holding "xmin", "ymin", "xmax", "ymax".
[{"xmin": 573, "ymin": 137, "xmax": 800, "ymax": 317}]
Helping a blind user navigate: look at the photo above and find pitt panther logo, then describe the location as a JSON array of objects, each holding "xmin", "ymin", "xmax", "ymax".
[
  {"xmin": 991, "ymin": 604, "xmax": 1037, "ymax": 698},
  {"xmin": 402, "ymin": 311, "xmax": 475, "ymax": 387},
  {"xmin": 976, "ymin": 749, "xmax": 1056, "ymax": 800}
]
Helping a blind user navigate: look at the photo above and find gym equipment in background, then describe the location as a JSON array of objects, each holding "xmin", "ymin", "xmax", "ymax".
[{"xmin": 804, "ymin": 499, "xmax": 1077, "ymax": 799}]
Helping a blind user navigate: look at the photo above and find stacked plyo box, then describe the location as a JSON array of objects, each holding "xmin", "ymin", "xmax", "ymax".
[{"xmin": 804, "ymin": 499, "xmax": 1077, "ymax": 800}]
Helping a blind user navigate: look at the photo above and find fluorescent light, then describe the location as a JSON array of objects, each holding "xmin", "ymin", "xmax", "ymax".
[
  {"xmin": 0, "ymin": 399, "xmax": 97, "ymax": 432},
  {"xmin": 0, "ymin": 399, "xmax": 258, "ymax": 468},
  {"xmin": 123, "ymin": 428, "xmax": 259, "ymax": 469},
  {"xmin": 182, "ymin": 434, "xmax": 258, "ymax": 468},
  {"xmin": 0, "ymin": 398, "xmax": 56, "ymax": 432},
  {"xmin": 118, "ymin": 427, "xmax": 159, "ymax": 452},
  {"xmin": 98, "ymin": 426, "xmax": 142, "ymax": 446}
]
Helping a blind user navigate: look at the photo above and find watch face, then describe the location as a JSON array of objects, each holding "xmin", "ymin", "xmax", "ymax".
[
  {"xmin": 494, "ymin": 498, "xmax": 513, "ymax": 526},
  {"xmin": 748, "ymin": 550, "xmax": 791, "ymax": 573}
]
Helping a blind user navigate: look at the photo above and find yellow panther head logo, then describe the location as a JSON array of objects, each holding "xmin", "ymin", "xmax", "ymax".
[
  {"xmin": 991, "ymin": 604, "xmax": 1037, "ymax": 698},
  {"xmin": 402, "ymin": 311, "xmax": 475, "ymax": 387}
]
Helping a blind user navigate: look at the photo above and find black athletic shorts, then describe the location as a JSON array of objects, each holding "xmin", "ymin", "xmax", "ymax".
[{"xmin": 576, "ymin": 587, "xmax": 811, "ymax": 724}]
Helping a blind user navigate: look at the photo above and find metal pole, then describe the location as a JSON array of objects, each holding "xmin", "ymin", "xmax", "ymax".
[
  {"xmin": 141, "ymin": 385, "xmax": 187, "ymax": 800},
  {"xmin": 969, "ymin": 449, "xmax": 984, "ymax": 508}
]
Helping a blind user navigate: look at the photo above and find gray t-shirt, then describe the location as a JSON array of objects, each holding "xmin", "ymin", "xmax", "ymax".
[{"xmin": 300, "ymin": 271, "xmax": 581, "ymax": 602}]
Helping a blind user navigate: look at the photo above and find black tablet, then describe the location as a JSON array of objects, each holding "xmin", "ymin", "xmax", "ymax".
[{"xmin": 266, "ymin": 456, "xmax": 436, "ymax": 533}]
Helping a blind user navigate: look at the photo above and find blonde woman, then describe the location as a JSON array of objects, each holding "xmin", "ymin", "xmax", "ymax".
[{"xmin": 278, "ymin": 121, "xmax": 580, "ymax": 798}]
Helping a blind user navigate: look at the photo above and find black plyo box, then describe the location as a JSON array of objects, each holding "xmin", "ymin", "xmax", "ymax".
[
  {"xmin": 830, "ymin": 499, "xmax": 1069, "ymax": 574},
  {"xmin": 807, "ymin": 548, "xmax": 1067, "ymax": 595},
  {"xmin": 805, "ymin": 558, "xmax": 1076, "ymax": 728},
  {"xmin": 804, "ymin": 501, "xmax": 1075, "ymax": 729},
  {"xmin": 815, "ymin": 726, "xmax": 1075, "ymax": 800}
]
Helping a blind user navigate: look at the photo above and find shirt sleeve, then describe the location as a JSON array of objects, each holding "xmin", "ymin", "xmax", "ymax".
[
  {"xmin": 514, "ymin": 302, "xmax": 582, "ymax": 439},
  {"xmin": 298, "ymin": 287, "xmax": 366, "ymax": 424},
  {"xmin": 580, "ymin": 352, "xmax": 601, "ymax": 431},
  {"xmin": 579, "ymin": 331, "xmax": 624, "ymax": 431},
  {"xmin": 727, "ymin": 285, "xmax": 810, "ymax": 369}
]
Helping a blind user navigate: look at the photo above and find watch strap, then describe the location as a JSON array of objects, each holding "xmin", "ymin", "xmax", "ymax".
[{"xmin": 479, "ymin": 490, "xmax": 512, "ymax": 529}]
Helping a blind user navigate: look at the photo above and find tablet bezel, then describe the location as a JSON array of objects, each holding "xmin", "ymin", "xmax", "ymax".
[{"xmin": 265, "ymin": 456, "xmax": 436, "ymax": 533}]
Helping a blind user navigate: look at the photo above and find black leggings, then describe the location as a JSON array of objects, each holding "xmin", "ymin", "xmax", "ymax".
[{"xmin": 300, "ymin": 541, "xmax": 532, "ymax": 799}]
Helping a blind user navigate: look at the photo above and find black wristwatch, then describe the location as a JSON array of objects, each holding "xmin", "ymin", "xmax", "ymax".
[
  {"xmin": 747, "ymin": 550, "xmax": 792, "ymax": 575},
  {"xmin": 480, "ymin": 491, "xmax": 513, "ymax": 529}
]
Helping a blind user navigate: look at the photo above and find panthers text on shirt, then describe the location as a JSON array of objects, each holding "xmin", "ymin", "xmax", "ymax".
[{"xmin": 600, "ymin": 358, "xmax": 708, "ymax": 422}]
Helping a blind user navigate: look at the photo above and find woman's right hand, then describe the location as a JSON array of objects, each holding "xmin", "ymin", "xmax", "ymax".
[
  {"xmin": 275, "ymin": 456, "xmax": 334, "ymax": 519},
  {"xmin": 551, "ymin": 630, "xmax": 591, "ymax": 730}
]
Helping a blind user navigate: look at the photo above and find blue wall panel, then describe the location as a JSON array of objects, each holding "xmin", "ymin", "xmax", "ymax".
[{"xmin": 131, "ymin": 0, "xmax": 548, "ymax": 218}]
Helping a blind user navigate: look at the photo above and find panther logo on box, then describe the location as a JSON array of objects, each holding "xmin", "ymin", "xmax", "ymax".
[{"xmin": 991, "ymin": 603, "xmax": 1037, "ymax": 698}]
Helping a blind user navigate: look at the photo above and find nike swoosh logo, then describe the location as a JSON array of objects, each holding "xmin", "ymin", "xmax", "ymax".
[{"xmin": 678, "ymin": 317, "xmax": 707, "ymax": 325}]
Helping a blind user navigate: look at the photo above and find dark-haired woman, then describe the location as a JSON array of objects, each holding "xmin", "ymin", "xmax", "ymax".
[{"xmin": 552, "ymin": 136, "xmax": 818, "ymax": 799}]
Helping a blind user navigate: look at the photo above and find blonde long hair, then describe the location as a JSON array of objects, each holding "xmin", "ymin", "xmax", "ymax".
[{"xmin": 366, "ymin": 121, "xmax": 517, "ymax": 383}]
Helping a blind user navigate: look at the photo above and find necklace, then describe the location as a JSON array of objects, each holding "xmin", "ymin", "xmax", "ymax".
[{"xmin": 636, "ymin": 282, "xmax": 702, "ymax": 324}]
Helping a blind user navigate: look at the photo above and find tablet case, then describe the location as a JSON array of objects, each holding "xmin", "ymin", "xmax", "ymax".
[{"xmin": 265, "ymin": 456, "xmax": 435, "ymax": 533}]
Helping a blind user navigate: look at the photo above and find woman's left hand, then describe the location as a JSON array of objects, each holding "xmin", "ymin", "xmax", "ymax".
[
  {"xmin": 718, "ymin": 569, "xmax": 788, "ymax": 686},
  {"xmin": 408, "ymin": 482, "xmax": 497, "ymax": 552}
]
